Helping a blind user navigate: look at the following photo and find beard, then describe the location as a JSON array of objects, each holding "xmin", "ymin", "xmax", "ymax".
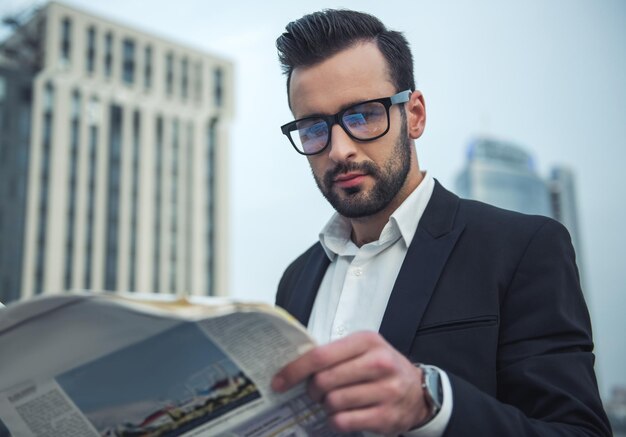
[{"xmin": 312, "ymin": 124, "xmax": 411, "ymax": 219}]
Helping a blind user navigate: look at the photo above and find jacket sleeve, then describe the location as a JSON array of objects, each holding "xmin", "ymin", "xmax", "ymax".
[{"xmin": 443, "ymin": 220, "xmax": 611, "ymax": 436}]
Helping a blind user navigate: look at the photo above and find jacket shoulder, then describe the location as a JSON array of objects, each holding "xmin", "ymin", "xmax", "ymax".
[{"xmin": 457, "ymin": 196, "xmax": 568, "ymax": 236}]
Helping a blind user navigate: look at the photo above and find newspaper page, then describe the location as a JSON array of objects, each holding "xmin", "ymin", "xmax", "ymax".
[{"xmin": 0, "ymin": 292, "xmax": 362, "ymax": 437}]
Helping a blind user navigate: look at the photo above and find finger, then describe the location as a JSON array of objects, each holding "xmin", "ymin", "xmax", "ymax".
[
  {"xmin": 320, "ymin": 364, "xmax": 421, "ymax": 414},
  {"xmin": 320, "ymin": 380, "xmax": 386, "ymax": 413},
  {"xmin": 307, "ymin": 344, "xmax": 399, "ymax": 402},
  {"xmin": 272, "ymin": 331, "xmax": 382, "ymax": 392},
  {"xmin": 321, "ymin": 361, "xmax": 426, "ymax": 434},
  {"xmin": 329, "ymin": 404, "xmax": 417, "ymax": 435}
]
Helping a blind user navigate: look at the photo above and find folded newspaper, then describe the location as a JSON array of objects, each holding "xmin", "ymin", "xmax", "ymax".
[{"xmin": 0, "ymin": 292, "xmax": 362, "ymax": 437}]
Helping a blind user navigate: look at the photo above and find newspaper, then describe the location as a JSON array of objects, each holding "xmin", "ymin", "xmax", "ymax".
[{"xmin": 0, "ymin": 292, "xmax": 362, "ymax": 437}]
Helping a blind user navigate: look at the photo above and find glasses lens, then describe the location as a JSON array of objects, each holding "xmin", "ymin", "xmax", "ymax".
[
  {"xmin": 293, "ymin": 118, "xmax": 329, "ymax": 154},
  {"xmin": 342, "ymin": 101, "xmax": 388, "ymax": 140}
]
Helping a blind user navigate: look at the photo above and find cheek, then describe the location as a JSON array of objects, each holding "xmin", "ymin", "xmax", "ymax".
[
  {"xmin": 308, "ymin": 156, "xmax": 328, "ymax": 180},
  {"xmin": 369, "ymin": 141, "xmax": 395, "ymax": 167}
]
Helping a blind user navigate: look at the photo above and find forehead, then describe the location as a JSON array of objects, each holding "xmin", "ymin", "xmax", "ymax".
[{"xmin": 289, "ymin": 42, "xmax": 396, "ymax": 118}]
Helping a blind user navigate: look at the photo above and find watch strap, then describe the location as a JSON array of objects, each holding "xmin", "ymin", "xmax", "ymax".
[{"xmin": 415, "ymin": 363, "xmax": 443, "ymax": 426}]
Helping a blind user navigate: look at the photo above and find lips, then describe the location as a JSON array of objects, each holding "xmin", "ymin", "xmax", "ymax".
[{"xmin": 333, "ymin": 172, "xmax": 368, "ymax": 188}]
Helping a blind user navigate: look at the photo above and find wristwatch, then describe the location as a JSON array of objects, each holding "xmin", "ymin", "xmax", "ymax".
[{"xmin": 416, "ymin": 364, "xmax": 443, "ymax": 426}]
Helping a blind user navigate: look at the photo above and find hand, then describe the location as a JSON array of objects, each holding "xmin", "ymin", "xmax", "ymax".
[{"xmin": 271, "ymin": 331, "xmax": 431, "ymax": 434}]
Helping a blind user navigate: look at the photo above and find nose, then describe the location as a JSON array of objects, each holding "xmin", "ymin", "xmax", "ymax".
[{"xmin": 327, "ymin": 124, "xmax": 358, "ymax": 163}]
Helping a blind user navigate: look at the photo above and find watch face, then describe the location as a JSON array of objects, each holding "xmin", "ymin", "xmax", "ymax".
[{"xmin": 424, "ymin": 367, "xmax": 443, "ymax": 409}]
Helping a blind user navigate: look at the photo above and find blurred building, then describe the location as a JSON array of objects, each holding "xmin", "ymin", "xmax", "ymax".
[
  {"xmin": 606, "ymin": 385, "xmax": 626, "ymax": 436},
  {"xmin": 0, "ymin": 2, "xmax": 233, "ymax": 303},
  {"xmin": 455, "ymin": 138, "xmax": 584, "ymax": 282},
  {"xmin": 0, "ymin": 65, "xmax": 34, "ymax": 303},
  {"xmin": 455, "ymin": 138, "xmax": 552, "ymax": 216},
  {"xmin": 548, "ymin": 166, "xmax": 584, "ymax": 274}
]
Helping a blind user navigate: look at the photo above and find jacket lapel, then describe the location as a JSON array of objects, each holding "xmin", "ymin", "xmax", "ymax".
[
  {"xmin": 285, "ymin": 243, "xmax": 330, "ymax": 326},
  {"xmin": 379, "ymin": 181, "xmax": 465, "ymax": 355}
]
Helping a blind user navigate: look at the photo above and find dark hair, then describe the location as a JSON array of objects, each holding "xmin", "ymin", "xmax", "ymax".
[{"xmin": 276, "ymin": 9, "xmax": 415, "ymax": 102}]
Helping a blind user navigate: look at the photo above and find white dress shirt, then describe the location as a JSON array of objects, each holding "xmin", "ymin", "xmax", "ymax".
[{"xmin": 308, "ymin": 172, "xmax": 452, "ymax": 437}]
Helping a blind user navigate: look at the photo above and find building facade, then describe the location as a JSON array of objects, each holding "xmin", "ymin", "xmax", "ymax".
[
  {"xmin": 455, "ymin": 138, "xmax": 583, "ymax": 273},
  {"xmin": 548, "ymin": 166, "xmax": 584, "ymax": 273},
  {"xmin": 0, "ymin": 2, "xmax": 233, "ymax": 302},
  {"xmin": 0, "ymin": 64, "xmax": 34, "ymax": 303},
  {"xmin": 606, "ymin": 385, "xmax": 626, "ymax": 436},
  {"xmin": 455, "ymin": 138, "xmax": 552, "ymax": 216}
]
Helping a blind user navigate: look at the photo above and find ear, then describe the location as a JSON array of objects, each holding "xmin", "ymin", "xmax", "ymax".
[{"xmin": 406, "ymin": 90, "xmax": 426, "ymax": 140}]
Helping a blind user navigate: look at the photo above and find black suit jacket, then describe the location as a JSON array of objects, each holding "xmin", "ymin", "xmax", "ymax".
[{"xmin": 276, "ymin": 180, "xmax": 611, "ymax": 436}]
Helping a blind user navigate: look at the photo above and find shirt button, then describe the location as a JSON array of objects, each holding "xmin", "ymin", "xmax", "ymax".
[
  {"xmin": 336, "ymin": 325, "xmax": 346, "ymax": 336},
  {"xmin": 354, "ymin": 268, "xmax": 362, "ymax": 276}
]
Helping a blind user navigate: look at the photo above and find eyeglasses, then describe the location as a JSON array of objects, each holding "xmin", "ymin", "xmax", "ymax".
[{"xmin": 281, "ymin": 90, "xmax": 411, "ymax": 156}]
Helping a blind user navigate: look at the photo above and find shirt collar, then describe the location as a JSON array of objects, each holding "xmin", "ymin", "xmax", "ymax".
[{"xmin": 319, "ymin": 172, "xmax": 435, "ymax": 261}]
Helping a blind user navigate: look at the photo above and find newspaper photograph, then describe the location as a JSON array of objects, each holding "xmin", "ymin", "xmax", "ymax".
[{"xmin": 58, "ymin": 323, "xmax": 261, "ymax": 436}]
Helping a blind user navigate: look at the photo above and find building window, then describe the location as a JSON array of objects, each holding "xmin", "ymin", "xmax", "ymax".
[
  {"xmin": 122, "ymin": 38, "xmax": 135, "ymax": 85},
  {"xmin": 85, "ymin": 98, "xmax": 99, "ymax": 289},
  {"xmin": 86, "ymin": 26, "xmax": 96, "ymax": 74},
  {"xmin": 35, "ymin": 82, "xmax": 54, "ymax": 295},
  {"xmin": 43, "ymin": 83, "xmax": 53, "ymax": 112},
  {"xmin": 184, "ymin": 121, "xmax": 194, "ymax": 292},
  {"xmin": 105, "ymin": 104, "xmax": 123, "ymax": 291},
  {"xmin": 70, "ymin": 89, "xmax": 81, "ymax": 118},
  {"xmin": 104, "ymin": 32, "xmax": 113, "ymax": 78},
  {"xmin": 165, "ymin": 52, "xmax": 174, "ymax": 96},
  {"xmin": 194, "ymin": 61, "xmax": 202, "ymax": 103},
  {"xmin": 205, "ymin": 118, "xmax": 218, "ymax": 295},
  {"xmin": 129, "ymin": 110, "xmax": 140, "ymax": 291},
  {"xmin": 153, "ymin": 116, "xmax": 164, "ymax": 292},
  {"xmin": 181, "ymin": 57, "xmax": 188, "ymax": 100},
  {"xmin": 170, "ymin": 118, "xmax": 179, "ymax": 293},
  {"xmin": 60, "ymin": 17, "xmax": 72, "ymax": 66},
  {"xmin": 65, "ymin": 90, "xmax": 81, "ymax": 290},
  {"xmin": 213, "ymin": 67, "xmax": 223, "ymax": 107},
  {"xmin": 0, "ymin": 76, "xmax": 6, "ymax": 102},
  {"xmin": 144, "ymin": 45, "xmax": 152, "ymax": 90},
  {"xmin": 18, "ymin": 96, "xmax": 31, "ymax": 143}
]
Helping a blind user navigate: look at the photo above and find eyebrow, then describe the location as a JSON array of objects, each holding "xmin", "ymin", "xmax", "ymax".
[{"xmin": 296, "ymin": 95, "xmax": 382, "ymax": 120}]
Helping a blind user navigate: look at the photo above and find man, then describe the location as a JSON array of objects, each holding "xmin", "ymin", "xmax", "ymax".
[{"xmin": 271, "ymin": 9, "xmax": 611, "ymax": 437}]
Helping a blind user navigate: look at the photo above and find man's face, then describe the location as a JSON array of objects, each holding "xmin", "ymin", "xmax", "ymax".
[
  {"xmin": 289, "ymin": 42, "xmax": 415, "ymax": 219},
  {"xmin": 312, "ymin": 115, "xmax": 411, "ymax": 219}
]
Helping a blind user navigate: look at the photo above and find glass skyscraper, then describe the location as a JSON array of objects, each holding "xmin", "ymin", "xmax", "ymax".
[
  {"xmin": 455, "ymin": 138, "xmax": 552, "ymax": 216},
  {"xmin": 455, "ymin": 137, "xmax": 584, "ymax": 281}
]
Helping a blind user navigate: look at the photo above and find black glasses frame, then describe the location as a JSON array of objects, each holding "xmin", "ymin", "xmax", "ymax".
[{"xmin": 281, "ymin": 89, "xmax": 412, "ymax": 156}]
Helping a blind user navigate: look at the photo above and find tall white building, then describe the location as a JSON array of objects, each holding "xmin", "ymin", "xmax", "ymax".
[{"xmin": 0, "ymin": 2, "xmax": 233, "ymax": 302}]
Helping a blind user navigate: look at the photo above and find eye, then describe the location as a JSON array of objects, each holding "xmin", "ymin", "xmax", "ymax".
[
  {"xmin": 345, "ymin": 102, "xmax": 386, "ymax": 124},
  {"xmin": 343, "ymin": 113, "xmax": 367, "ymax": 128},
  {"xmin": 303, "ymin": 121, "xmax": 327, "ymax": 138}
]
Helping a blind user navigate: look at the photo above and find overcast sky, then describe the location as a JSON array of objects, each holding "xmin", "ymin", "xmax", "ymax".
[{"xmin": 2, "ymin": 0, "xmax": 624, "ymax": 398}]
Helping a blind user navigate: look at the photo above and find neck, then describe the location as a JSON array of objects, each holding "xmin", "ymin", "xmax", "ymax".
[{"xmin": 350, "ymin": 169, "xmax": 424, "ymax": 247}]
